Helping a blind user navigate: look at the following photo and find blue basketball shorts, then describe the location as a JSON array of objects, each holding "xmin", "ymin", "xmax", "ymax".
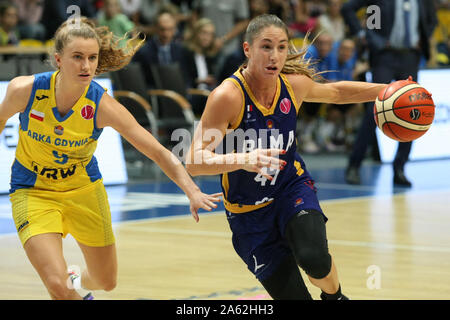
[{"xmin": 226, "ymin": 177, "xmax": 327, "ymax": 281}]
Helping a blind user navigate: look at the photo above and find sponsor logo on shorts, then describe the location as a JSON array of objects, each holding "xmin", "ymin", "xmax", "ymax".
[
  {"xmin": 17, "ymin": 220, "xmax": 29, "ymax": 232},
  {"xmin": 296, "ymin": 210, "xmax": 311, "ymax": 217}
]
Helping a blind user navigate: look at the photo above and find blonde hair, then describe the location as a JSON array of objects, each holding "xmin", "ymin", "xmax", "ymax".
[
  {"xmin": 49, "ymin": 17, "xmax": 144, "ymax": 75},
  {"xmin": 184, "ymin": 18, "xmax": 217, "ymax": 57},
  {"xmin": 242, "ymin": 14, "xmax": 322, "ymax": 80}
]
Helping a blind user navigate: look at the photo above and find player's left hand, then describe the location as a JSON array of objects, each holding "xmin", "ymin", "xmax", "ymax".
[{"xmin": 188, "ymin": 192, "xmax": 223, "ymax": 222}]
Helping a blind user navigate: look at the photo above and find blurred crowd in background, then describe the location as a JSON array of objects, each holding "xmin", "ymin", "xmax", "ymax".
[{"xmin": 0, "ymin": 0, "xmax": 448, "ymax": 154}]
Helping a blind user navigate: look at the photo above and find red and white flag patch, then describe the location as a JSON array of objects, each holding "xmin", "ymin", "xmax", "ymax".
[{"xmin": 30, "ymin": 109, "xmax": 44, "ymax": 121}]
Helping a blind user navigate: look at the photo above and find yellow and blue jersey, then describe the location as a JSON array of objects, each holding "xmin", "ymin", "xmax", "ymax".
[
  {"xmin": 220, "ymin": 69, "xmax": 312, "ymax": 214},
  {"xmin": 10, "ymin": 71, "xmax": 106, "ymax": 193}
]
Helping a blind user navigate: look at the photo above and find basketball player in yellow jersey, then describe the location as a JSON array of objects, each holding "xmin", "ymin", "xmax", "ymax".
[{"xmin": 0, "ymin": 18, "xmax": 221, "ymax": 300}]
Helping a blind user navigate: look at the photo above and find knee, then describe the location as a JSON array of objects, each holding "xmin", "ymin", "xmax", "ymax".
[
  {"xmin": 102, "ymin": 279, "xmax": 117, "ymax": 292},
  {"xmin": 295, "ymin": 247, "xmax": 332, "ymax": 279},
  {"xmin": 95, "ymin": 275, "xmax": 117, "ymax": 292},
  {"xmin": 46, "ymin": 276, "xmax": 75, "ymax": 300}
]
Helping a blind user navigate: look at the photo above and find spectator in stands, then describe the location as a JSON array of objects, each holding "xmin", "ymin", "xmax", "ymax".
[
  {"xmin": 182, "ymin": 17, "xmax": 218, "ymax": 115},
  {"xmin": 0, "ymin": 2, "xmax": 19, "ymax": 46},
  {"xmin": 342, "ymin": 0, "xmax": 438, "ymax": 187},
  {"xmin": 289, "ymin": 0, "xmax": 319, "ymax": 38},
  {"xmin": 117, "ymin": 0, "xmax": 141, "ymax": 23},
  {"xmin": 42, "ymin": 0, "xmax": 97, "ymax": 40},
  {"xmin": 215, "ymin": 0, "xmax": 267, "ymax": 84},
  {"xmin": 298, "ymin": 32, "xmax": 334, "ymax": 153},
  {"xmin": 182, "ymin": 18, "xmax": 217, "ymax": 90},
  {"xmin": 268, "ymin": 0, "xmax": 292, "ymax": 23},
  {"xmin": 191, "ymin": 0, "xmax": 250, "ymax": 72},
  {"xmin": 319, "ymin": 38, "xmax": 359, "ymax": 151},
  {"xmin": 134, "ymin": 0, "xmax": 187, "ymax": 39},
  {"xmin": 250, "ymin": 0, "xmax": 270, "ymax": 19},
  {"xmin": 305, "ymin": 32, "xmax": 334, "ymax": 76},
  {"xmin": 132, "ymin": 10, "xmax": 183, "ymax": 87},
  {"xmin": 97, "ymin": 0, "xmax": 135, "ymax": 46},
  {"xmin": 12, "ymin": 0, "xmax": 45, "ymax": 41},
  {"xmin": 317, "ymin": 0, "xmax": 346, "ymax": 42},
  {"xmin": 433, "ymin": 0, "xmax": 449, "ymax": 66}
]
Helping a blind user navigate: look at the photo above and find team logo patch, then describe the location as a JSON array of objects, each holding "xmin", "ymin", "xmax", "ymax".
[
  {"xmin": 266, "ymin": 119, "xmax": 273, "ymax": 129},
  {"xmin": 294, "ymin": 198, "xmax": 304, "ymax": 207},
  {"xmin": 54, "ymin": 125, "xmax": 64, "ymax": 135},
  {"xmin": 279, "ymin": 98, "xmax": 291, "ymax": 114},
  {"xmin": 81, "ymin": 105, "xmax": 94, "ymax": 120}
]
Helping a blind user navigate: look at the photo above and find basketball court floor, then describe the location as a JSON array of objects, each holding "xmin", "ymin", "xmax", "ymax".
[{"xmin": 1, "ymin": 155, "xmax": 450, "ymax": 300}]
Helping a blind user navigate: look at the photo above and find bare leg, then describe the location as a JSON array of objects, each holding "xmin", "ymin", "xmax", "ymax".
[
  {"xmin": 77, "ymin": 242, "xmax": 117, "ymax": 291},
  {"xmin": 24, "ymin": 233, "xmax": 82, "ymax": 300}
]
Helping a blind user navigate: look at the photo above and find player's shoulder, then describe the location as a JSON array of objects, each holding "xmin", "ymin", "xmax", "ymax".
[
  {"xmin": 201, "ymin": 78, "xmax": 244, "ymax": 126},
  {"xmin": 284, "ymin": 73, "xmax": 313, "ymax": 88},
  {"xmin": 210, "ymin": 78, "xmax": 244, "ymax": 104},
  {"xmin": 7, "ymin": 75, "xmax": 35, "ymax": 93},
  {"xmin": 205, "ymin": 78, "xmax": 244, "ymax": 114}
]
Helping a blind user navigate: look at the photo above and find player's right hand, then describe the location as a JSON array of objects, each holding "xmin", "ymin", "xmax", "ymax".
[{"xmin": 241, "ymin": 149, "xmax": 287, "ymax": 181}]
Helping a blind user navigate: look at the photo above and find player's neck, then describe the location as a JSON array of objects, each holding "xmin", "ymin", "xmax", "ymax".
[
  {"xmin": 54, "ymin": 72, "xmax": 88, "ymax": 111},
  {"xmin": 242, "ymin": 68, "xmax": 278, "ymax": 109}
]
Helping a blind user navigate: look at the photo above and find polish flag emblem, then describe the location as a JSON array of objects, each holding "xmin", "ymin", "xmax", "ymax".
[
  {"xmin": 279, "ymin": 98, "xmax": 291, "ymax": 114},
  {"xmin": 30, "ymin": 109, "xmax": 44, "ymax": 121}
]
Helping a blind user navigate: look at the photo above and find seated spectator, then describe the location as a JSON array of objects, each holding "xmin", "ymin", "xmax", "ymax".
[
  {"xmin": 305, "ymin": 32, "xmax": 334, "ymax": 78},
  {"xmin": 135, "ymin": 0, "xmax": 182, "ymax": 38},
  {"xmin": 118, "ymin": 0, "xmax": 141, "ymax": 23},
  {"xmin": 317, "ymin": 0, "xmax": 345, "ymax": 42},
  {"xmin": 12, "ymin": 0, "xmax": 45, "ymax": 41},
  {"xmin": 328, "ymin": 38, "xmax": 357, "ymax": 81},
  {"xmin": 182, "ymin": 18, "xmax": 217, "ymax": 90},
  {"xmin": 97, "ymin": 0, "xmax": 135, "ymax": 46},
  {"xmin": 0, "ymin": 2, "xmax": 19, "ymax": 46},
  {"xmin": 289, "ymin": 0, "xmax": 319, "ymax": 38},
  {"xmin": 299, "ymin": 32, "xmax": 335, "ymax": 153},
  {"xmin": 322, "ymin": 38, "xmax": 360, "ymax": 151},
  {"xmin": 191, "ymin": 0, "xmax": 249, "ymax": 73},
  {"xmin": 132, "ymin": 10, "xmax": 184, "ymax": 87},
  {"xmin": 181, "ymin": 17, "xmax": 218, "ymax": 115}
]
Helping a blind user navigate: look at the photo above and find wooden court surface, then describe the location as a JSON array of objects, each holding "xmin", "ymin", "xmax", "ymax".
[{"xmin": 1, "ymin": 188, "xmax": 450, "ymax": 300}]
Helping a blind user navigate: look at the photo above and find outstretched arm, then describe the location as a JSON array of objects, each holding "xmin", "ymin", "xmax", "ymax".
[
  {"xmin": 97, "ymin": 93, "xmax": 221, "ymax": 222},
  {"xmin": 287, "ymin": 74, "xmax": 387, "ymax": 105}
]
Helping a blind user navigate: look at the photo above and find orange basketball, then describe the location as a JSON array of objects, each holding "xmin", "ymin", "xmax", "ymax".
[{"xmin": 373, "ymin": 77, "xmax": 435, "ymax": 142}]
